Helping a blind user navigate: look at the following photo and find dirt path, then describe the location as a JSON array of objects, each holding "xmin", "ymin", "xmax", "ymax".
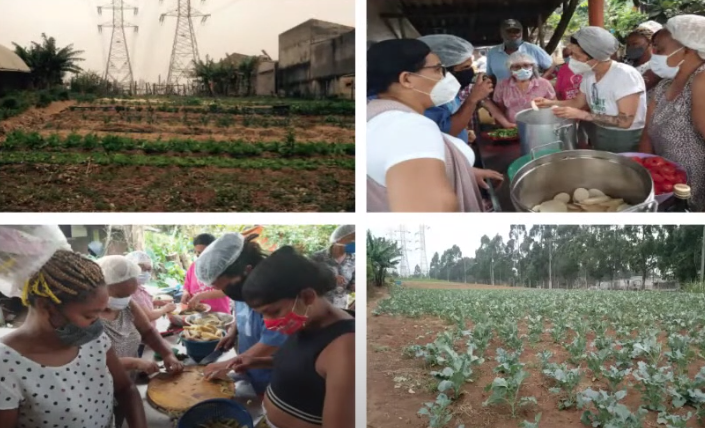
[
  {"xmin": 401, "ymin": 280, "xmax": 522, "ymax": 290},
  {"xmin": 0, "ymin": 101, "xmax": 75, "ymax": 135}
]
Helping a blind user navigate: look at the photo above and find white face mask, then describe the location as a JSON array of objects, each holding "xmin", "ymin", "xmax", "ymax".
[
  {"xmin": 108, "ymin": 296, "xmax": 131, "ymax": 311},
  {"xmin": 568, "ymin": 58, "xmax": 595, "ymax": 75},
  {"xmin": 649, "ymin": 47, "xmax": 684, "ymax": 79},
  {"xmin": 512, "ymin": 68, "xmax": 533, "ymax": 81},
  {"xmin": 137, "ymin": 272, "xmax": 151, "ymax": 285},
  {"xmin": 411, "ymin": 72, "xmax": 462, "ymax": 107}
]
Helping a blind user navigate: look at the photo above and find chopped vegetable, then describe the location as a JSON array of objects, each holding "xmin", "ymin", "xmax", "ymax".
[
  {"xmin": 627, "ymin": 155, "xmax": 687, "ymax": 196},
  {"xmin": 534, "ymin": 189, "xmax": 632, "ymax": 212},
  {"xmin": 488, "ymin": 128, "xmax": 519, "ymax": 139}
]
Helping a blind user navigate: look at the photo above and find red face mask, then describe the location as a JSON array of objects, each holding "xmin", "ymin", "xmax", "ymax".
[{"xmin": 264, "ymin": 297, "xmax": 309, "ymax": 335}]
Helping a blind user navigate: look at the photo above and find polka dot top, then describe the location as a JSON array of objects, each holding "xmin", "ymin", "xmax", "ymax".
[{"xmin": 0, "ymin": 333, "xmax": 115, "ymax": 428}]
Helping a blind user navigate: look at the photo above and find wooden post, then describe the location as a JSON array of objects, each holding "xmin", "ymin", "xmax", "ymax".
[{"xmin": 588, "ymin": 0, "xmax": 605, "ymax": 27}]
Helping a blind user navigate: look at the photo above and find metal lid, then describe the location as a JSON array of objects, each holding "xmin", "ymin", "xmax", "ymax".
[{"xmin": 674, "ymin": 183, "xmax": 691, "ymax": 199}]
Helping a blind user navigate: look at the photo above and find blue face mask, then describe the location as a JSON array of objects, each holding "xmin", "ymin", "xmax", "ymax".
[
  {"xmin": 512, "ymin": 68, "xmax": 533, "ymax": 81},
  {"xmin": 440, "ymin": 96, "xmax": 462, "ymax": 115},
  {"xmin": 344, "ymin": 242, "xmax": 355, "ymax": 254}
]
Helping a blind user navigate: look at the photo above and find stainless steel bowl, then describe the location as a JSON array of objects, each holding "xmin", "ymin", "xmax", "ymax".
[{"xmin": 510, "ymin": 150, "xmax": 657, "ymax": 212}]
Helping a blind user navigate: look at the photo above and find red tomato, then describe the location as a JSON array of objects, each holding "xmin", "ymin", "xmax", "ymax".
[
  {"xmin": 660, "ymin": 165, "xmax": 676, "ymax": 175},
  {"xmin": 651, "ymin": 172, "xmax": 665, "ymax": 183},
  {"xmin": 652, "ymin": 157, "xmax": 666, "ymax": 167},
  {"xmin": 644, "ymin": 157, "xmax": 659, "ymax": 168},
  {"xmin": 675, "ymin": 172, "xmax": 687, "ymax": 184},
  {"xmin": 662, "ymin": 183, "xmax": 674, "ymax": 193},
  {"xmin": 630, "ymin": 156, "xmax": 644, "ymax": 164},
  {"xmin": 662, "ymin": 172, "xmax": 676, "ymax": 183}
]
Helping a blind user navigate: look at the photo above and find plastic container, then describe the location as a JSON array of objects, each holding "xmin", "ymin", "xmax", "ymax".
[
  {"xmin": 619, "ymin": 152, "xmax": 688, "ymax": 205},
  {"xmin": 180, "ymin": 334, "xmax": 219, "ymax": 362},
  {"xmin": 177, "ymin": 399, "xmax": 254, "ymax": 428}
]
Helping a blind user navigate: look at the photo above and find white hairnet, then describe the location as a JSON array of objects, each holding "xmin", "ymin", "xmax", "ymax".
[
  {"xmin": 638, "ymin": 20, "xmax": 663, "ymax": 33},
  {"xmin": 126, "ymin": 250, "xmax": 152, "ymax": 267},
  {"xmin": 330, "ymin": 225, "xmax": 355, "ymax": 244},
  {"xmin": 417, "ymin": 35, "xmax": 474, "ymax": 67},
  {"xmin": 0, "ymin": 226, "xmax": 71, "ymax": 298},
  {"xmin": 195, "ymin": 233, "xmax": 245, "ymax": 285},
  {"xmin": 97, "ymin": 255, "xmax": 141, "ymax": 286},
  {"xmin": 573, "ymin": 26, "xmax": 620, "ymax": 61},
  {"xmin": 505, "ymin": 51, "xmax": 537, "ymax": 69},
  {"xmin": 665, "ymin": 15, "xmax": 705, "ymax": 60}
]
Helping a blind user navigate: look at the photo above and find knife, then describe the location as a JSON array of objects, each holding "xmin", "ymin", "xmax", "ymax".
[{"xmin": 199, "ymin": 349, "xmax": 224, "ymax": 365}]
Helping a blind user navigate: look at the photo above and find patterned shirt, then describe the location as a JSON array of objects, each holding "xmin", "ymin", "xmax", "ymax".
[
  {"xmin": 132, "ymin": 285, "xmax": 155, "ymax": 328},
  {"xmin": 493, "ymin": 77, "xmax": 556, "ymax": 123},
  {"xmin": 311, "ymin": 249, "xmax": 355, "ymax": 308}
]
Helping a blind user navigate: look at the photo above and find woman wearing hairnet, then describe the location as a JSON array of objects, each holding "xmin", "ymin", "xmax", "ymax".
[
  {"xmin": 493, "ymin": 51, "xmax": 556, "ymax": 124},
  {"xmin": 97, "ymin": 255, "xmax": 183, "ymax": 427},
  {"xmin": 535, "ymin": 26, "xmax": 647, "ymax": 153},
  {"xmin": 195, "ymin": 233, "xmax": 288, "ymax": 395},
  {"xmin": 624, "ymin": 25, "xmax": 662, "ymax": 95},
  {"xmin": 311, "ymin": 225, "xmax": 355, "ymax": 309},
  {"xmin": 125, "ymin": 251, "xmax": 176, "ymax": 328},
  {"xmin": 638, "ymin": 15, "xmax": 705, "ymax": 211},
  {"xmin": 367, "ymin": 39, "xmax": 493, "ymax": 212},
  {"xmin": 417, "ymin": 34, "xmax": 514, "ymax": 143}
]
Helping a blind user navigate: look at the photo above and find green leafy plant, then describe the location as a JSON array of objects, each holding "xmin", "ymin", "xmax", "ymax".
[
  {"xmin": 632, "ymin": 361, "xmax": 673, "ymax": 412},
  {"xmin": 577, "ymin": 389, "xmax": 646, "ymax": 428},
  {"xmin": 483, "ymin": 370, "xmax": 536, "ymax": 418},
  {"xmin": 418, "ymin": 393, "xmax": 453, "ymax": 428},
  {"xmin": 543, "ymin": 364, "xmax": 582, "ymax": 409}
]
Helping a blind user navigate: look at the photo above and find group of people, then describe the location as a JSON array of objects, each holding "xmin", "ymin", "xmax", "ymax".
[
  {"xmin": 0, "ymin": 225, "xmax": 356, "ymax": 428},
  {"xmin": 367, "ymin": 15, "xmax": 705, "ymax": 212}
]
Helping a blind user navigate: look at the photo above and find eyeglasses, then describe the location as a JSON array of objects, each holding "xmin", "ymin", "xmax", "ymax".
[
  {"xmin": 510, "ymin": 64, "xmax": 534, "ymax": 71},
  {"xmin": 418, "ymin": 64, "xmax": 447, "ymax": 76}
]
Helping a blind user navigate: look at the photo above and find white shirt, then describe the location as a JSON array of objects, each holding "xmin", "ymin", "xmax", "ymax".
[
  {"xmin": 0, "ymin": 333, "xmax": 115, "ymax": 428},
  {"xmin": 579, "ymin": 61, "xmax": 647, "ymax": 131},
  {"xmin": 367, "ymin": 110, "xmax": 475, "ymax": 187}
]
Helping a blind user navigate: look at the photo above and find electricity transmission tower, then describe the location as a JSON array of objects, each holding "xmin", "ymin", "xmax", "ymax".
[
  {"xmin": 160, "ymin": 0, "xmax": 211, "ymax": 87},
  {"xmin": 392, "ymin": 226, "xmax": 412, "ymax": 278},
  {"xmin": 416, "ymin": 225, "xmax": 429, "ymax": 277},
  {"xmin": 98, "ymin": 0, "xmax": 138, "ymax": 87}
]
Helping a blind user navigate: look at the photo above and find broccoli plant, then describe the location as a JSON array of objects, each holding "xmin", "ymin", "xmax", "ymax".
[
  {"xmin": 527, "ymin": 315, "xmax": 544, "ymax": 344},
  {"xmin": 592, "ymin": 335, "xmax": 613, "ymax": 352},
  {"xmin": 656, "ymin": 412, "xmax": 692, "ymax": 428},
  {"xmin": 565, "ymin": 334, "xmax": 587, "ymax": 364},
  {"xmin": 469, "ymin": 323, "xmax": 493, "ymax": 357},
  {"xmin": 519, "ymin": 413, "xmax": 542, "ymax": 428},
  {"xmin": 418, "ymin": 393, "xmax": 453, "ymax": 428},
  {"xmin": 577, "ymin": 388, "xmax": 647, "ymax": 428},
  {"xmin": 632, "ymin": 361, "xmax": 673, "ymax": 412},
  {"xmin": 586, "ymin": 349, "xmax": 611, "ymax": 378},
  {"xmin": 483, "ymin": 370, "xmax": 537, "ymax": 418},
  {"xmin": 542, "ymin": 364, "xmax": 583, "ymax": 409},
  {"xmin": 631, "ymin": 337, "xmax": 663, "ymax": 366},
  {"xmin": 494, "ymin": 348, "xmax": 524, "ymax": 376},
  {"xmin": 499, "ymin": 321, "xmax": 523, "ymax": 351},
  {"xmin": 537, "ymin": 350, "xmax": 554, "ymax": 371},
  {"xmin": 669, "ymin": 367, "xmax": 705, "ymax": 421},
  {"xmin": 432, "ymin": 349, "xmax": 475, "ymax": 400},
  {"xmin": 600, "ymin": 365, "xmax": 632, "ymax": 392}
]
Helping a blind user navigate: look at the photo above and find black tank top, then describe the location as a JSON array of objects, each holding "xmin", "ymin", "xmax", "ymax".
[{"xmin": 266, "ymin": 311, "xmax": 355, "ymax": 425}]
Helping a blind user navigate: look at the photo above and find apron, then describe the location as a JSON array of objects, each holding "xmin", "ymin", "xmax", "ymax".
[{"xmin": 585, "ymin": 122, "xmax": 642, "ymax": 153}]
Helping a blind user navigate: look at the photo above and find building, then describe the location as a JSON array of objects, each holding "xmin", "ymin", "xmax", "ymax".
[
  {"xmin": 0, "ymin": 44, "xmax": 31, "ymax": 94},
  {"xmin": 278, "ymin": 19, "xmax": 355, "ymax": 99}
]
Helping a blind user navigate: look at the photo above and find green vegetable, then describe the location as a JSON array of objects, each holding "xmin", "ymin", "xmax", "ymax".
[{"xmin": 488, "ymin": 128, "xmax": 518, "ymax": 139}]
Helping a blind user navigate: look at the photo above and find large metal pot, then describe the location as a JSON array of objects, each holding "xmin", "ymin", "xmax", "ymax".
[
  {"xmin": 510, "ymin": 150, "xmax": 657, "ymax": 212},
  {"xmin": 515, "ymin": 108, "xmax": 578, "ymax": 156}
]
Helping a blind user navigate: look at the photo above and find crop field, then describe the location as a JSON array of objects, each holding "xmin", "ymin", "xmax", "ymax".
[
  {"xmin": 368, "ymin": 284, "xmax": 705, "ymax": 428},
  {"xmin": 0, "ymin": 97, "xmax": 354, "ymax": 212}
]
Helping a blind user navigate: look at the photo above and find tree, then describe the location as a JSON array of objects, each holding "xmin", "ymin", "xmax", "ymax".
[
  {"xmin": 237, "ymin": 56, "xmax": 260, "ymax": 96},
  {"xmin": 14, "ymin": 33, "xmax": 84, "ymax": 89},
  {"xmin": 413, "ymin": 265, "xmax": 422, "ymax": 278},
  {"xmin": 367, "ymin": 231, "xmax": 402, "ymax": 287}
]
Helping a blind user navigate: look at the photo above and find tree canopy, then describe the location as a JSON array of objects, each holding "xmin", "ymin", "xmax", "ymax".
[{"xmin": 13, "ymin": 33, "xmax": 84, "ymax": 89}]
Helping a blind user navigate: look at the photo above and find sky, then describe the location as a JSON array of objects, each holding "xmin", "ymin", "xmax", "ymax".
[
  {"xmin": 0, "ymin": 0, "xmax": 355, "ymax": 82},
  {"xmin": 367, "ymin": 223, "xmax": 538, "ymax": 273}
]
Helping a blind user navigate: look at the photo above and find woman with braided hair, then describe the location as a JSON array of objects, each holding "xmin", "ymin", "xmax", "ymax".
[{"xmin": 0, "ymin": 250, "xmax": 148, "ymax": 428}]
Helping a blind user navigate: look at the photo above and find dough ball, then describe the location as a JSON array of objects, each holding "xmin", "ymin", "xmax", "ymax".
[
  {"xmin": 588, "ymin": 188, "xmax": 605, "ymax": 197},
  {"xmin": 539, "ymin": 200, "xmax": 568, "ymax": 213},
  {"xmin": 573, "ymin": 188, "xmax": 590, "ymax": 203},
  {"xmin": 553, "ymin": 193, "xmax": 571, "ymax": 204}
]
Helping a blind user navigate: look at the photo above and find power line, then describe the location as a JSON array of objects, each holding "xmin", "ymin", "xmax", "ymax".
[
  {"xmin": 98, "ymin": 0, "xmax": 138, "ymax": 87},
  {"xmin": 160, "ymin": 0, "xmax": 211, "ymax": 88}
]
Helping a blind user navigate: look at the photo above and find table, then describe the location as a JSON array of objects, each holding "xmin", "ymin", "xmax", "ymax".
[{"xmin": 139, "ymin": 321, "xmax": 265, "ymax": 428}]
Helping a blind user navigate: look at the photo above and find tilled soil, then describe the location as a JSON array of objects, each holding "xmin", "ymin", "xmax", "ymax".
[{"xmin": 367, "ymin": 294, "xmax": 701, "ymax": 428}]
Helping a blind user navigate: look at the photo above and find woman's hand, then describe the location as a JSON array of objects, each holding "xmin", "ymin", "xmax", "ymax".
[
  {"xmin": 135, "ymin": 359, "xmax": 160, "ymax": 375},
  {"xmin": 227, "ymin": 355, "xmax": 258, "ymax": 373},
  {"xmin": 160, "ymin": 302, "xmax": 176, "ymax": 315},
  {"xmin": 187, "ymin": 294, "xmax": 203, "ymax": 309},
  {"xmin": 163, "ymin": 354, "xmax": 184, "ymax": 374},
  {"xmin": 552, "ymin": 106, "xmax": 590, "ymax": 121},
  {"xmin": 216, "ymin": 330, "xmax": 237, "ymax": 351},
  {"xmin": 533, "ymin": 97, "xmax": 557, "ymax": 108},
  {"xmin": 468, "ymin": 73, "xmax": 493, "ymax": 104},
  {"xmin": 180, "ymin": 291, "xmax": 192, "ymax": 305},
  {"xmin": 203, "ymin": 361, "xmax": 231, "ymax": 380},
  {"xmin": 473, "ymin": 168, "xmax": 504, "ymax": 189}
]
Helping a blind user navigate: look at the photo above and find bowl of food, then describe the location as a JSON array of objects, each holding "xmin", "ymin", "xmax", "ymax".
[
  {"xmin": 174, "ymin": 303, "xmax": 211, "ymax": 316},
  {"xmin": 180, "ymin": 325, "xmax": 225, "ymax": 362},
  {"xmin": 510, "ymin": 150, "xmax": 657, "ymax": 212},
  {"xmin": 619, "ymin": 153, "xmax": 688, "ymax": 204},
  {"xmin": 177, "ymin": 399, "xmax": 254, "ymax": 428},
  {"xmin": 184, "ymin": 312, "xmax": 234, "ymax": 330}
]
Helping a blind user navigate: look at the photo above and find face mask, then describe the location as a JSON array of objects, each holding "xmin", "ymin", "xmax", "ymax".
[
  {"xmin": 568, "ymin": 58, "xmax": 595, "ymax": 75},
  {"xmin": 512, "ymin": 68, "xmax": 533, "ymax": 81},
  {"xmin": 650, "ymin": 47, "xmax": 684, "ymax": 79},
  {"xmin": 344, "ymin": 242, "xmax": 355, "ymax": 254},
  {"xmin": 51, "ymin": 308, "xmax": 104, "ymax": 347},
  {"xmin": 563, "ymin": 57, "xmax": 570, "ymax": 64},
  {"xmin": 504, "ymin": 38, "xmax": 523, "ymax": 49},
  {"xmin": 264, "ymin": 297, "xmax": 309, "ymax": 335},
  {"xmin": 137, "ymin": 272, "xmax": 151, "ymax": 285},
  {"xmin": 108, "ymin": 296, "xmax": 131, "ymax": 311},
  {"xmin": 452, "ymin": 68, "xmax": 475, "ymax": 88},
  {"xmin": 411, "ymin": 72, "xmax": 461, "ymax": 107},
  {"xmin": 625, "ymin": 46, "xmax": 646, "ymax": 61}
]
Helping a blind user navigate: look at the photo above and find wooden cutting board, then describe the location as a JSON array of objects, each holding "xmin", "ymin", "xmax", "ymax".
[{"xmin": 147, "ymin": 367, "xmax": 235, "ymax": 415}]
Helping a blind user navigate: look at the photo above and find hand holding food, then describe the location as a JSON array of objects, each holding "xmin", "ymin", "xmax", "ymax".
[
  {"xmin": 187, "ymin": 294, "xmax": 203, "ymax": 309},
  {"xmin": 163, "ymin": 354, "xmax": 184, "ymax": 374},
  {"xmin": 226, "ymin": 355, "xmax": 257, "ymax": 374},
  {"xmin": 137, "ymin": 359, "xmax": 161, "ymax": 375},
  {"xmin": 532, "ymin": 97, "xmax": 556, "ymax": 109},
  {"xmin": 161, "ymin": 302, "xmax": 177, "ymax": 314},
  {"xmin": 203, "ymin": 361, "xmax": 230, "ymax": 381},
  {"xmin": 180, "ymin": 291, "xmax": 192, "ymax": 305}
]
